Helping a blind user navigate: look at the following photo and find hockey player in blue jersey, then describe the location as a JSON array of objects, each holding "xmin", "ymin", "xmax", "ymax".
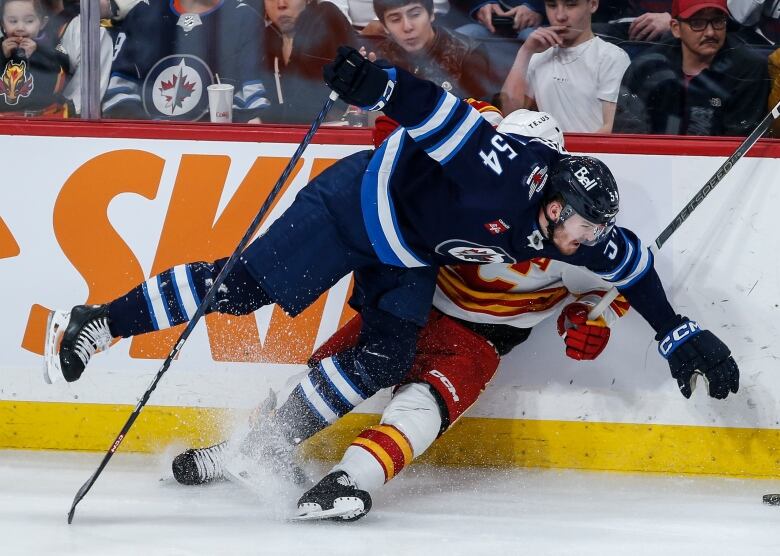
[{"xmin": 44, "ymin": 46, "xmax": 738, "ymax": 495}]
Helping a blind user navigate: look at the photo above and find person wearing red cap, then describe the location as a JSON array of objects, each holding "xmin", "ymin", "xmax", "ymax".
[{"xmin": 614, "ymin": 0, "xmax": 770, "ymax": 136}]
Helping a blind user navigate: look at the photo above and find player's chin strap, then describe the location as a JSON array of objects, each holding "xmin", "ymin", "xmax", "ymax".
[{"xmin": 588, "ymin": 98, "xmax": 780, "ymax": 321}]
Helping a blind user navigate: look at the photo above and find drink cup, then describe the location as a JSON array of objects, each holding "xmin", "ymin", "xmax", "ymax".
[{"xmin": 207, "ymin": 83, "xmax": 234, "ymax": 123}]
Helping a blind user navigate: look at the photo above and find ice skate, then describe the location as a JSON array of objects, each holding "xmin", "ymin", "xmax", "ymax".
[
  {"xmin": 229, "ymin": 390, "xmax": 310, "ymax": 486},
  {"xmin": 43, "ymin": 304, "xmax": 113, "ymax": 384},
  {"xmin": 293, "ymin": 471, "xmax": 372, "ymax": 522},
  {"xmin": 172, "ymin": 441, "xmax": 228, "ymax": 485}
]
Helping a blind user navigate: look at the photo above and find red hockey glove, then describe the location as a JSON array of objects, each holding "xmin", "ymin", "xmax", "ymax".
[{"xmin": 556, "ymin": 303, "xmax": 611, "ymax": 361}]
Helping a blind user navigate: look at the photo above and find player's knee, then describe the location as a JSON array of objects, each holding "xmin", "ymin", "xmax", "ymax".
[
  {"xmin": 355, "ymin": 338, "xmax": 416, "ymax": 389},
  {"xmin": 381, "ymin": 383, "xmax": 442, "ymax": 456},
  {"xmin": 187, "ymin": 258, "xmax": 271, "ymax": 316},
  {"xmin": 356, "ymin": 310, "xmax": 419, "ymax": 389}
]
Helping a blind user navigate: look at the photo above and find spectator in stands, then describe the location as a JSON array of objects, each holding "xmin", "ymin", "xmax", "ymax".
[
  {"xmin": 592, "ymin": 1, "xmax": 673, "ymax": 43},
  {"xmin": 260, "ymin": 0, "xmax": 355, "ymax": 124},
  {"xmin": 58, "ymin": 0, "xmax": 113, "ymax": 116},
  {"xmin": 327, "ymin": 0, "xmax": 452, "ymax": 35},
  {"xmin": 499, "ymin": 0, "xmax": 630, "ymax": 133},
  {"xmin": 613, "ymin": 0, "xmax": 770, "ymax": 136},
  {"xmin": 102, "ymin": 0, "xmax": 269, "ymax": 122},
  {"xmin": 457, "ymin": 0, "xmax": 543, "ymax": 41},
  {"xmin": 728, "ymin": 0, "xmax": 779, "ymax": 46},
  {"xmin": 369, "ymin": 0, "xmax": 498, "ymax": 100},
  {"xmin": 0, "ymin": 0, "xmax": 69, "ymax": 117}
]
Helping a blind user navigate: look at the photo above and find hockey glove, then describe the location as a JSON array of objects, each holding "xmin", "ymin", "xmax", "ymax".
[
  {"xmin": 323, "ymin": 46, "xmax": 396, "ymax": 111},
  {"xmin": 556, "ymin": 302, "xmax": 611, "ymax": 361},
  {"xmin": 656, "ymin": 316, "xmax": 739, "ymax": 399}
]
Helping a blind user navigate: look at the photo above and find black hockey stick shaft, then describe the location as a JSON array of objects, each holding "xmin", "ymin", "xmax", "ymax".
[
  {"xmin": 654, "ymin": 101, "xmax": 780, "ymax": 249},
  {"xmin": 589, "ymin": 100, "xmax": 780, "ymax": 320},
  {"xmin": 67, "ymin": 91, "xmax": 339, "ymax": 524}
]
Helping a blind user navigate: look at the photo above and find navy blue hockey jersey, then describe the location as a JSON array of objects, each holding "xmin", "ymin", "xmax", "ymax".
[
  {"xmin": 103, "ymin": 0, "xmax": 268, "ymax": 122},
  {"xmin": 366, "ymin": 67, "xmax": 675, "ymax": 332}
]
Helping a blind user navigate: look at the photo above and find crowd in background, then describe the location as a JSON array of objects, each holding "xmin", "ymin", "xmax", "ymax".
[{"xmin": 0, "ymin": 0, "xmax": 777, "ymax": 137}]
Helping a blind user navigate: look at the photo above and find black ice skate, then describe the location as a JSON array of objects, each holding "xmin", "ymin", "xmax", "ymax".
[
  {"xmin": 43, "ymin": 304, "xmax": 113, "ymax": 384},
  {"xmin": 172, "ymin": 442, "xmax": 228, "ymax": 485},
  {"xmin": 227, "ymin": 390, "xmax": 309, "ymax": 487},
  {"xmin": 293, "ymin": 471, "xmax": 372, "ymax": 522}
]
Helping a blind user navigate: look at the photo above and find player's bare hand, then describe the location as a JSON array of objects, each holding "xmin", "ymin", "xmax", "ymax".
[
  {"xmin": 628, "ymin": 12, "xmax": 671, "ymax": 41},
  {"xmin": 523, "ymin": 26, "xmax": 565, "ymax": 54},
  {"xmin": 17, "ymin": 37, "xmax": 36, "ymax": 58},
  {"xmin": 360, "ymin": 19, "xmax": 387, "ymax": 36},
  {"xmin": 505, "ymin": 5, "xmax": 542, "ymax": 31},
  {"xmin": 358, "ymin": 46, "xmax": 378, "ymax": 62},
  {"xmin": 476, "ymin": 3, "xmax": 506, "ymax": 34}
]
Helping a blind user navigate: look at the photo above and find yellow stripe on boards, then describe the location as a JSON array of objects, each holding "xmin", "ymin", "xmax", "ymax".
[
  {"xmin": 0, "ymin": 400, "xmax": 232, "ymax": 452},
  {"xmin": 4, "ymin": 400, "xmax": 780, "ymax": 478},
  {"xmin": 352, "ymin": 437, "xmax": 396, "ymax": 480}
]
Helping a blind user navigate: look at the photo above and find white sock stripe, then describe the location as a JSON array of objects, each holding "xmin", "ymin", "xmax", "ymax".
[
  {"xmin": 173, "ymin": 265, "xmax": 198, "ymax": 320},
  {"xmin": 145, "ymin": 275, "xmax": 171, "ymax": 329},
  {"xmin": 321, "ymin": 357, "xmax": 365, "ymax": 407},
  {"xmin": 300, "ymin": 375, "xmax": 339, "ymax": 423}
]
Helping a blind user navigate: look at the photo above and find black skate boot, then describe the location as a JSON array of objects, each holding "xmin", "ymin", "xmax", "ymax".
[
  {"xmin": 294, "ymin": 471, "xmax": 372, "ymax": 522},
  {"xmin": 231, "ymin": 390, "xmax": 309, "ymax": 486},
  {"xmin": 172, "ymin": 442, "xmax": 228, "ymax": 485},
  {"xmin": 44, "ymin": 304, "xmax": 113, "ymax": 384}
]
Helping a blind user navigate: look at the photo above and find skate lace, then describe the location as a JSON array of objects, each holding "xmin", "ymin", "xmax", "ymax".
[
  {"xmin": 193, "ymin": 442, "xmax": 227, "ymax": 481},
  {"xmin": 74, "ymin": 318, "xmax": 113, "ymax": 366}
]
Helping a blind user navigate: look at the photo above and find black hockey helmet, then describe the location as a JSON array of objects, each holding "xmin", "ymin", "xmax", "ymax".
[{"xmin": 543, "ymin": 155, "xmax": 619, "ymax": 245}]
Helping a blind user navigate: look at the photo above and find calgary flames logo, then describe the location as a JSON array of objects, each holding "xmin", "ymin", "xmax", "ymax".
[{"xmin": 0, "ymin": 60, "xmax": 34, "ymax": 105}]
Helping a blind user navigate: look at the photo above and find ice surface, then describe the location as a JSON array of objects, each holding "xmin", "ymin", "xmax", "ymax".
[{"xmin": 1, "ymin": 449, "xmax": 779, "ymax": 556}]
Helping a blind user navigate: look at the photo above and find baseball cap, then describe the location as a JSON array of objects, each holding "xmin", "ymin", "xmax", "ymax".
[{"xmin": 672, "ymin": 0, "xmax": 729, "ymax": 19}]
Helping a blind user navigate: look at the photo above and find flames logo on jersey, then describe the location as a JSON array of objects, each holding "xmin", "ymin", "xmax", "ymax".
[
  {"xmin": 143, "ymin": 55, "xmax": 212, "ymax": 121},
  {"xmin": 0, "ymin": 60, "xmax": 34, "ymax": 106}
]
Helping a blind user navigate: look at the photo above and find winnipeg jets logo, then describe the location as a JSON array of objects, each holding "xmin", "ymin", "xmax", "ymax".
[
  {"xmin": 177, "ymin": 13, "xmax": 203, "ymax": 32},
  {"xmin": 144, "ymin": 55, "xmax": 211, "ymax": 120},
  {"xmin": 527, "ymin": 230, "xmax": 544, "ymax": 251},
  {"xmin": 436, "ymin": 240, "xmax": 515, "ymax": 264}
]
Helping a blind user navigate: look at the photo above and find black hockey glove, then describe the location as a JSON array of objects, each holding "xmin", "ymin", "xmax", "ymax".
[
  {"xmin": 323, "ymin": 46, "xmax": 396, "ymax": 111},
  {"xmin": 655, "ymin": 315, "xmax": 739, "ymax": 400}
]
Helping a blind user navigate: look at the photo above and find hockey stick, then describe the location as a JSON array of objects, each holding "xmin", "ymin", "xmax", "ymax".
[
  {"xmin": 66, "ymin": 91, "xmax": 340, "ymax": 524},
  {"xmin": 587, "ymin": 100, "xmax": 780, "ymax": 320}
]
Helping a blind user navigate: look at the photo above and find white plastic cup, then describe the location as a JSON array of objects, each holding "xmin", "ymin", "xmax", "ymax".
[{"xmin": 207, "ymin": 83, "xmax": 234, "ymax": 123}]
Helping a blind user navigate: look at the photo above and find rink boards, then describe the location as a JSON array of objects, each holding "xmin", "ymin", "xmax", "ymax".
[{"xmin": 1, "ymin": 122, "xmax": 780, "ymax": 478}]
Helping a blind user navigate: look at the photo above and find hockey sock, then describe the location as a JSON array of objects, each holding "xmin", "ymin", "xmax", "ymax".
[
  {"xmin": 275, "ymin": 353, "xmax": 377, "ymax": 444},
  {"xmin": 107, "ymin": 258, "xmax": 272, "ymax": 338},
  {"xmin": 332, "ymin": 383, "xmax": 442, "ymax": 491}
]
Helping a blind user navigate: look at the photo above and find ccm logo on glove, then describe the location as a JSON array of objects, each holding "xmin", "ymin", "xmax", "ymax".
[{"xmin": 658, "ymin": 320, "xmax": 701, "ymax": 357}]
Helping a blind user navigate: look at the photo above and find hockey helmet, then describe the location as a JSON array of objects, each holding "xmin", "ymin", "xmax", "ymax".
[
  {"xmin": 544, "ymin": 155, "xmax": 619, "ymax": 245},
  {"xmin": 497, "ymin": 109, "xmax": 564, "ymax": 147}
]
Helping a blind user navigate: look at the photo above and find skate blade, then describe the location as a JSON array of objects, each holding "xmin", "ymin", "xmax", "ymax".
[
  {"xmin": 222, "ymin": 452, "xmax": 263, "ymax": 493},
  {"xmin": 291, "ymin": 498, "xmax": 366, "ymax": 522},
  {"xmin": 42, "ymin": 310, "xmax": 69, "ymax": 385}
]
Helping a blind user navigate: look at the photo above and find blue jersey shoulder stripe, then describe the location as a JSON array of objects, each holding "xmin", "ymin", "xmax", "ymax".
[
  {"xmin": 406, "ymin": 91, "xmax": 458, "ymax": 140},
  {"xmin": 360, "ymin": 131, "xmax": 428, "ymax": 268}
]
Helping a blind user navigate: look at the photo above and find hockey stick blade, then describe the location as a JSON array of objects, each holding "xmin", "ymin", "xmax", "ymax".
[
  {"xmin": 66, "ymin": 91, "xmax": 339, "ymax": 524},
  {"xmin": 588, "ymin": 99, "xmax": 780, "ymax": 321}
]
